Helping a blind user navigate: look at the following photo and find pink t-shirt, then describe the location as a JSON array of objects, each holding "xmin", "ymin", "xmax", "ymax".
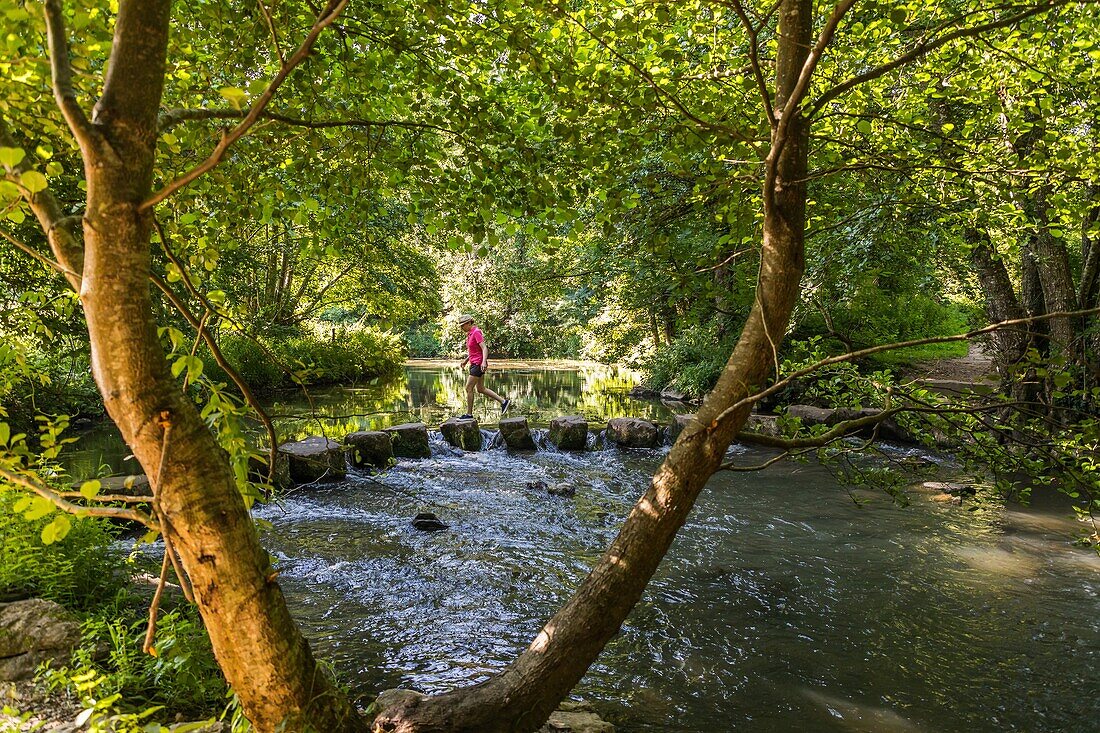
[{"xmin": 466, "ymin": 326, "xmax": 485, "ymax": 365}]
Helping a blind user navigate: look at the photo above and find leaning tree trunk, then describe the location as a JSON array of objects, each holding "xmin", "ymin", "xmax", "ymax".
[
  {"xmin": 371, "ymin": 3, "xmax": 813, "ymax": 732},
  {"xmin": 39, "ymin": 1, "xmax": 363, "ymax": 732}
]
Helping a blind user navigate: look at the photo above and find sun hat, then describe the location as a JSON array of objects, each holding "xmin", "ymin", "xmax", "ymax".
[{"xmin": 457, "ymin": 314, "xmax": 474, "ymax": 325}]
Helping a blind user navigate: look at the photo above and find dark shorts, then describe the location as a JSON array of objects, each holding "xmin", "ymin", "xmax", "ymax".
[{"xmin": 469, "ymin": 363, "xmax": 485, "ymax": 378}]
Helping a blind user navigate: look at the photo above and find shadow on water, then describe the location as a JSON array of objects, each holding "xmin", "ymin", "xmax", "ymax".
[{"xmin": 62, "ymin": 362, "xmax": 1098, "ymax": 732}]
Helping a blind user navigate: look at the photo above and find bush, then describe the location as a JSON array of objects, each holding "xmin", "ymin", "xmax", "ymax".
[
  {"xmin": 404, "ymin": 324, "xmax": 444, "ymax": 357},
  {"xmin": 0, "ymin": 490, "xmax": 125, "ymax": 609},
  {"xmin": 206, "ymin": 327, "xmax": 405, "ymax": 393},
  {"xmin": 45, "ymin": 601, "xmax": 228, "ymax": 721},
  {"xmin": 641, "ymin": 323, "xmax": 735, "ymax": 397}
]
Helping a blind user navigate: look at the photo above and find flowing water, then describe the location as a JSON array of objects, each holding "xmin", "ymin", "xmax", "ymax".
[{"xmin": 67, "ymin": 362, "xmax": 1099, "ymax": 732}]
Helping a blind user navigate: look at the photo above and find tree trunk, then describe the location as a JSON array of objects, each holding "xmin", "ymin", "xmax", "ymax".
[
  {"xmin": 967, "ymin": 229, "xmax": 1027, "ymax": 376},
  {"xmin": 371, "ymin": 2, "xmax": 812, "ymax": 731},
  {"xmin": 1024, "ymin": 187, "xmax": 1079, "ymax": 354},
  {"xmin": 45, "ymin": 2, "xmax": 364, "ymax": 731}
]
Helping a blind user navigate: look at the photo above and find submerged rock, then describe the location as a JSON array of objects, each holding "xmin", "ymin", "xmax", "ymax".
[
  {"xmin": 411, "ymin": 512, "xmax": 448, "ymax": 532},
  {"xmin": 742, "ymin": 413, "xmax": 781, "ymax": 437},
  {"xmin": 440, "ymin": 417, "xmax": 482, "ymax": 451},
  {"xmin": 786, "ymin": 405, "xmax": 835, "ymax": 425},
  {"xmin": 345, "ymin": 431, "xmax": 394, "ymax": 469},
  {"xmin": 278, "ymin": 437, "xmax": 346, "ymax": 484},
  {"xmin": 667, "ymin": 413, "xmax": 697, "ymax": 442},
  {"xmin": 543, "ymin": 701, "xmax": 615, "ymax": 732},
  {"xmin": 499, "ymin": 416, "xmax": 536, "ymax": 450},
  {"xmin": 660, "ymin": 388, "xmax": 691, "ymax": 402},
  {"xmin": 0, "ymin": 599, "xmax": 81, "ymax": 681},
  {"xmin": 607, "ymin": 417, "xmax": 659, "ymax": 449},
  {"xmin": 384, "ymin": 422, "xmax": 431, "ymax": 458},
  {"xmin": 548, "ymin": 482, "xmax": 576, "ymax": 498},
  {"xmin": 548, "ymin": 416, "xmax": 589, "ymax": 451}
]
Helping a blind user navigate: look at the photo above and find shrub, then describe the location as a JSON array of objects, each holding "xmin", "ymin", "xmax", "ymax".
[
  {"xmin": 0, "ymin": 490, "xmax": 125, "ymax": 609},
  {"xmin": 205, "ymin": 327, "xmax": 405, "ymax": 393},
  {"xmin": 641, "ymin": 323, "xmax": 735, "ymax": 397},
  {"xmin": 45, "ymin": 602, "xmax": 228, "ymax": 720},
  {"xmin": 404, "ymin": 324, "xmax": 444, "ymax": 357}
]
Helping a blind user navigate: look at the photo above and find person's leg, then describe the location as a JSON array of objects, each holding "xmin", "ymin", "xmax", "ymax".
[
  {"xmin": 477, "ymin": 381, "xmax": 505, "ymax": 405},
  {"xmin": 464, "ymin": 375, "xmax": 477, "ymax": 415}
]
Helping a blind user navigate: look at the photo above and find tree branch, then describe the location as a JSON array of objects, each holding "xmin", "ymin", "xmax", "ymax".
[
  {"xmin": 150, "ymin": 220, "xmax": 280, "ymax": 486},
  {"xmin": 712, "ymin": 306, "xmax": 1100, "ymax": 428},
  {"xmin": 806, "ymin": 0, "xmax": 1071, "ymax": 118},
  {"xmin": 729, "ymin": 0, "xmax": 776, "ymax": 125},
  {"xmin": 0, "ymin": 467, "xmax": 158, "ymax": 531},
  {"xmin": 156, "ymin": 107, "xmax": 465, "ymax": 140},
  {"xmin": 139, "ymin": 0, "xmax": 351, "ymax": 211},
  {"xmin": 42, "ymin": 0, "xmax": 97, "ymax": 153},
  {"xmin": 0, "ymin": 119, "xmax": 84, "ymax": 290},
  {"xmin": 256, "ymin": 0, "xmax": 286, "ymax": 65}
]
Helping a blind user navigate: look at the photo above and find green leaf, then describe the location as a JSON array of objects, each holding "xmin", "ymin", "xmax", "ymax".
[
  {"xmin": 171, "ymin": 356, "xmax": 190, "ymax": 378},
  {"xmin": 41, "ymin": 515, "xmax": 71, "ymax": 545},
  {"xmin": 79, "ymin": 479, "xmax": 102, "ymax": 500},
  {"xmin": 0, "ymin": 146, "xmax": 25, "ymax": 168},
  {"xmin": 219, "ymin": 87, "xmax": 249, "ymax": 110},
  {"xmin": 20, "ymin": 170, "xmax": 48, "ymax": 194},
  {"xmin": 856, "ymin": 120, "xmax": 872, "ymax": 135},
  {"xmin": 25, "ymin": 496, "xmax": 55, "ymax": 521},
  {"xmin": 0, "ymin": 422, "xmax": 8, "ymax": 446},
  {"xmin": 12, "ymin": 496, "xmax": 31, "ymax": 513}
]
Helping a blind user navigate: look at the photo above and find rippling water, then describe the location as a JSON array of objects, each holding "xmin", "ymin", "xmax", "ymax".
[
  {"xmin": 256, "ymin": 439, "xmax": 1099, "ymax": 733},
  {"xmin": 67, "ymin": 363, "xmax": 1099, "ymax": 731}
]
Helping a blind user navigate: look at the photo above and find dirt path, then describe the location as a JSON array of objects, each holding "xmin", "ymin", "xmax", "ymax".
[{"xmin": 904, "ymin": 342, "xmax": 997, "ymax": 384}]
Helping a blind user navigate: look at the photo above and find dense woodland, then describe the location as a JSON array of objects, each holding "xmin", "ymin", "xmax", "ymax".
[{"xmin": 1, "ymin": 0, "xmax": 1098, "ymax": 731}]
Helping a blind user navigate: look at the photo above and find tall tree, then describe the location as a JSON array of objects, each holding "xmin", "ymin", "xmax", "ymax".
[{"xmin": 1, "ymin": 1, "xmax": 1090, "ymax": 732}]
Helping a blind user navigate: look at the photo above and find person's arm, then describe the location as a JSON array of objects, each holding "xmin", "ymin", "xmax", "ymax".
[{"xmin": 480, "ymin": 340, "xmax": 489, "ymax": 370}]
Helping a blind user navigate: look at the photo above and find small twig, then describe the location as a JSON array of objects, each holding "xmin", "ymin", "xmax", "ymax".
[
  {"xmin": 139, "ymin": 0, "xmax": 351, "ymax": 210},
  {"xmin": 256, "ymin": 0, "xmax": 286, "ymax": 64},
  {"xmin": 0, "ymin": 467, "xmax": 157, "ymax": 530},
  {"xmin": 142, "ymin": 547, "xmax": 171, "ymax": 656}
]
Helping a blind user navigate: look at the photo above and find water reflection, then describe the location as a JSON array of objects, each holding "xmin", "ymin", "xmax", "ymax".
[
  {"xmin": 63, "ymin": 361, "xmax": 683, "ymax": 477},
  {"xmin": 264, "ymin": 360, "xmax": 682, "ymax": 441}
]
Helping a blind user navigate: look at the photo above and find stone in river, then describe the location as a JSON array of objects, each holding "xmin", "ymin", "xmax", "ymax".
[
  {"xmin": 606, "ymin": 417, "xmax": 659, "ymax": 448},
  {"xmin": 344, "ymin": 431, "xmax": 394, "ymax": 469},
  {"xmin": 548, "ymin": 416, "xmax": 588, "ymax": 451},
  {"xmin": 667, "ymin": 413, "xmax": 697, "ymax": 443},
  {"xmin": 440, "ymin": 417, "xmax": 482, "ymax": 451},
  {"xmin": 499, "ymin": 416, "xmax": 536, "ymax": 451},
  {"xmin": 278, "ymin": 437, "xmax": 346, "ymax": 484},
  {"xmin": 411, "ymin": 512, "xmax": 448, "ymax": 532},
  {"xmin": 384, "ymin": 422, "xmax": 431, "ymax": 459}
]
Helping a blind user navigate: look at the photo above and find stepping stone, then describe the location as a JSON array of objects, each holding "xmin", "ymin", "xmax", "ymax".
[
  {"xmin": 278, "ymin": 437, "xmax": 346, "ymax": 484},
  {"xmin": 742, "ymin": 413, "xmax": 781, "ymax": 437},
  {"xmin": 607, "ymin": 417, "xmax": 659, "ymax": 448},
  {"xmin": 499, "ymin": 416, "xmax": 536, "ymax": 450},
  {"xmin": 384, "ymin": 422, "xmax": 431, "ymax": 458},
  {"xmin": 344, "ymin": 431, "xmax": 394, "ymax": 468},
  {"xmin": 548, "ymin": 416, "xmax": 588, "ymax": 451},
  {"xmin": 247, "ymin": 451, "xmax": 292, "ymax": 490},
  {"xmin": 440, "ymin": 417, "xmax": 482, "ymax": 451}
]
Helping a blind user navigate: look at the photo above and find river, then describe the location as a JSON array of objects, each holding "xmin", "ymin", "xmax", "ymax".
[{"xmin": 67, "ymin": 361, "xmax": 1100, "ymax": 732}]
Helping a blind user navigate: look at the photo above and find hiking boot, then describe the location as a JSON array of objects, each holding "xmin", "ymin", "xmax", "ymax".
[
  {"xmin": 458, "ymin": 414, "xmax": 474, "ymax": 420},
  {"xmin": 501, "ymin": 398, "xmax": 512, "ymax": 415}
]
